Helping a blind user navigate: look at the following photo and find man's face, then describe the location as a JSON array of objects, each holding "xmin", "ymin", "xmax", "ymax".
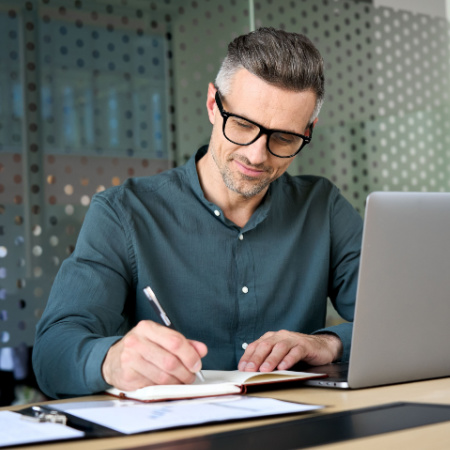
[{"xmin": 206, "ymin": 69, "xmax": 317, "ymax": 199}]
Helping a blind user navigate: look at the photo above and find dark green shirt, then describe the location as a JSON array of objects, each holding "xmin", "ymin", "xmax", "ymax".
[{"xmin": 33, "ymin": 146, "xmax": 363, "ymax": 399}]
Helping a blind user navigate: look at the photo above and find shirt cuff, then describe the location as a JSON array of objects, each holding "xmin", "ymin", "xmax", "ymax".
[
  {"xmin": 312, "ymin": 322, "xmax": 353, "ymax": 362},
  {"xmin": 84, "ymin": 336, "xmax": 123, "ymax": 393}
]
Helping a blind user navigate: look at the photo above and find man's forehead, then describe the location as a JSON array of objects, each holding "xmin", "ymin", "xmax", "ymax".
[{"xmin": 224, "ymin": 70, "xmax": 317, "ymax": 130}]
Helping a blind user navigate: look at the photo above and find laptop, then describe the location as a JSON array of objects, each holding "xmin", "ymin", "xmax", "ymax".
[{"xmin": 302, "ymin": 191, "xmax": 450, "ymax": 389}]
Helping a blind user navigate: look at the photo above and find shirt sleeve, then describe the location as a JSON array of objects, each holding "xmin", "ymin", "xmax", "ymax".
[
  {"xmin": 312, "ymin": 188, "xmax": 363, "ymax": 362},
  {"xmin": 32, "ymin": 192, "xmax": 135, "ymax": 399}
]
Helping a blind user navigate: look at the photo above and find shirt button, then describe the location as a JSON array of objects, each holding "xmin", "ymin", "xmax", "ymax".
[
  {"xmin": 242, "ymin": 342, "xmax": 248, "ymax": 350},
  {"xmin": 242, "ymin": 286, "xmax": 249, "ymax": 294},
  {"xmin": 239, "ymin": 234, "xmax": 244, "ymax": 240},
  {"xmin": 214, "ymin": 210, "xmax": 221, "ymax": 217}
]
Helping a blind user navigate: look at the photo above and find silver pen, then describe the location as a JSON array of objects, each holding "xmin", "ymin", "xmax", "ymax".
[{"xmin": 143, "ymin": 286, "xmax": 205, "ymax": 382}]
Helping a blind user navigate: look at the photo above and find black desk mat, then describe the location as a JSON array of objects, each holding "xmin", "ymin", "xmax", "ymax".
[{"xmin": 132, "ymin": 402, "xmax": 450, "ymax": 450}]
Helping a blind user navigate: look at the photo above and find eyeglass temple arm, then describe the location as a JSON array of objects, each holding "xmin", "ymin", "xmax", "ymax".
[{"xmin": 306, "ymin": 122, "xmax": 314, "ymax": 141}]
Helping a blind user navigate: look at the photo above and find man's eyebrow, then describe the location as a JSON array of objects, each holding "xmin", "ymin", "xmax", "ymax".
[
  {"xmin": 218, "ymin": 91, "xmax": 309, "ymax": 135},
  {"xmin": 227, "ymin": 108, "xmax": 305, "ymax": 135}
]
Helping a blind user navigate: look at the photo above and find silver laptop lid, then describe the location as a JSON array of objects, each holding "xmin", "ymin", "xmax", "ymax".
[{"xmin": 348, "ymin": 191, "xmax": 450, "ymax": 389}]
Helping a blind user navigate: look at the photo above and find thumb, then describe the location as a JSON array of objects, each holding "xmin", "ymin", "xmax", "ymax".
[{"xmin": 189, "ymin": 340, "xmax": 208, "ymax": 358}]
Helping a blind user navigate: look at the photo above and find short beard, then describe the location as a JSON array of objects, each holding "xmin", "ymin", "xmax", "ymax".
[
  {"xmin": 222, "ymin": 166, "xmax": 271, "ymax": 198},
  {"xmin": 210, "ymin": 144, "xmax": 272, "ymax": 199}
]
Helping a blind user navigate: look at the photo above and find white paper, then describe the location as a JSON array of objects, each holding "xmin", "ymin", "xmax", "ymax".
[
  {"xmin": 0, "ymin": 410, "xmax": 84, "ymax": 448},
  {"xmin": 192, "ymin": 369, "xmax": 317, "ymax": 385},
  {"xmin": 54, "ymin": 396, "xmax": 324, "ymax": 434}
]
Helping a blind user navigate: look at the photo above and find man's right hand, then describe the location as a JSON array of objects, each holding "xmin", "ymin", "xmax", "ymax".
[{"xmin": 101, "ymin": 320, "xmax": 208, "ymax": 391}]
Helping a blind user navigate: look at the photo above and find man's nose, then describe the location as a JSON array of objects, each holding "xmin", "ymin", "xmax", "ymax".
[{"xmin": 243, "ymin": 133, "xmax": 269, "ymax": 165}]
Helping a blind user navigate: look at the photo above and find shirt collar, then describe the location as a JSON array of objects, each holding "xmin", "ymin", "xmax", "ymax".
[{"xmin": 186, "ymin": 146, "xmax": 273, "ymax": 231}]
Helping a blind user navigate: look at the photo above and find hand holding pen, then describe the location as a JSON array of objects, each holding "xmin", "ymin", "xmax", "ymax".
[
  {"xmin": 144, "ymin": 286, "xmax": 206, "ymax": 382},
  {"xmin": 101, "ymin": 290, "xmax": 207, "ymax": 391}
]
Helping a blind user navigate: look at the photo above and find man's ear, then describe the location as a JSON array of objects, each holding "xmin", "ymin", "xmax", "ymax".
[
  {"xmin": 206, "ymin": 82, "xmax": 217, "ymax": 125},
  {"xmin": 306, "ymin": 118, "xmax": 319, "ymax": 135}
]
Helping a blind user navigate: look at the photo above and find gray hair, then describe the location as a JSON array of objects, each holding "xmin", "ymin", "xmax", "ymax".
[{"xmin": 215, "ymin": 27, "xmax": 325, "ymax": 123}]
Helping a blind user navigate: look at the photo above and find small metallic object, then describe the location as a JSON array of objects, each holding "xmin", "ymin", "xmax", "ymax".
[
  {"xmin": 144, "ymin": 286, "xmax": 206, "ymax": 383},
  {"xmin": 21, "ymin": 406, "xmax": 68, "ymax": 425}
]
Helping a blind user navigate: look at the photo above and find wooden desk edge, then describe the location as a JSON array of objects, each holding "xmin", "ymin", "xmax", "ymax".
[{"xmin": 2, "ymin": 377, "xmax": 450, "ymax": 450}]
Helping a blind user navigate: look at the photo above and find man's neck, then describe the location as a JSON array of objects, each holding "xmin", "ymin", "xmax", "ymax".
[{"xmin": 197, "ymin": 152, "xmax": 267, "ymax": 228}]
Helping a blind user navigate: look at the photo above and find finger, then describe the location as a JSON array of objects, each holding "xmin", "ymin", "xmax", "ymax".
[
  {"xmin": 140, "ymin": 321, "xmax": 205, "ymax": 375},
  {"xmin": 189, "ymin": 340, "xmax": 208, "ymax": 359},
  {"xmin": 102, "ymin": 332, "xmax": 189, "ymax": 391},
  {"xmin": 276, "ymin": 346, "xmax": 306, "ymax": 370},
  {"xmin": 237, "ymin": 334, "xmax": 272, "ymax": 370},
  {"xmin": 116, "ymin": 325, "xmax": 198, "ymax": 387},
  {"xmin": 238, "ymin": 338, "xmax": 275, "ymax": 372},
  {"xmin": 260, "ymin": 334, "xmax": 331, "ymax": 371},
  {"xmin": 275, "ymin": 334, "xmax": 341, "ymax": 368},
  {"xmin": 118, "ymin": 351, "xmax": 190, "ymax": 390},
  {"xmin": 140, "ymin": 348, "xmax": 197, "ymax": 385},
  {"xmin": 258, "ymin": 339, "xmax": 295, "ymax": 372},
  {"xmin": 237, "ymin": 342, "xmax": 259, "ymax": 371},
  {"xmin": 108, "ymin": 320, "xmax": 203, "ymax": 388}
]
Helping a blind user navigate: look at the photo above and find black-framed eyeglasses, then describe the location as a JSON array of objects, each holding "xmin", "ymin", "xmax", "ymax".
[{"xmin": 215, "ymin": 91, "xmax": 313, "ymax": 158}]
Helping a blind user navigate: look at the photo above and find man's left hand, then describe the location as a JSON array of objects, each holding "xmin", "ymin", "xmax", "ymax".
[{"xmin": 237, "ymin": 330, "xmax": 343, "ymax": 372}]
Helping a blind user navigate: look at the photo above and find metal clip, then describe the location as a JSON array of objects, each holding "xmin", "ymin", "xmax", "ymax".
[{"xmin": 21, "ymin": 406, "xmax": 68, "ymax": 425}]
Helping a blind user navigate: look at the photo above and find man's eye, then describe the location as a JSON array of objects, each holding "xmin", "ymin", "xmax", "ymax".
[
  {"xmin": 234, "ymin": 119, "xmax": 254, "ymax": 130},
  {"xmin": 273, "ymin": 133, "xmax": 296, "ymax": 145}
]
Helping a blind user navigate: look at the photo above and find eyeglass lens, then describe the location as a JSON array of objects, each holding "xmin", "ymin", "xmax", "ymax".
[{"xmin": 224, "ymin": 116, "xmax": 304, "ymax": 157}]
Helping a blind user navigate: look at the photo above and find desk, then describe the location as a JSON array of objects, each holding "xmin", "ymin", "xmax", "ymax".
[{"xmin": 3, "ymin": 377, "xmax": 450, "ymax": 449}]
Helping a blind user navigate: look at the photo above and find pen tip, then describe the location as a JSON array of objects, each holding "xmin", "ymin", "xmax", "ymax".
[{"xmin": 196, "ymin": 371, "xmax": 206, "ymax": 383}]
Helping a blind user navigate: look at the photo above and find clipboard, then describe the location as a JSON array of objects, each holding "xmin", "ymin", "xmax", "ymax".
[
  {"xmin": 2, "ymin": 395, "xmax": 324, "ymax": 446},
  {"xmin": 0, "ymin": 405, "xmax": 120, "ymax": 448},
  {"xmin": 18, "ymin": 404, "xmax": 120, "ymax": 437}
]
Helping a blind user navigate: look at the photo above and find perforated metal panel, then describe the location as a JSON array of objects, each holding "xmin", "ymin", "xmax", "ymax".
[
  {"xmin": 254, "ymin": 0, "xmax": 450, "ymax": 213},
  {"xmin": 0, "ymin": 0, "xmax": 173, "ymax": 346}
]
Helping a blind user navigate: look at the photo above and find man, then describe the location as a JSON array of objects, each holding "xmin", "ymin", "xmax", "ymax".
[{"xmin": 33, "ymin": 28, "xmax": 362, "ymax": 398}]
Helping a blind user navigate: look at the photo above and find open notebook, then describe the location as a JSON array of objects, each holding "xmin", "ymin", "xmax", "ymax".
[{"xmin": 106, "ymin": 370, "xmax": 325, "ymax": 402}]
